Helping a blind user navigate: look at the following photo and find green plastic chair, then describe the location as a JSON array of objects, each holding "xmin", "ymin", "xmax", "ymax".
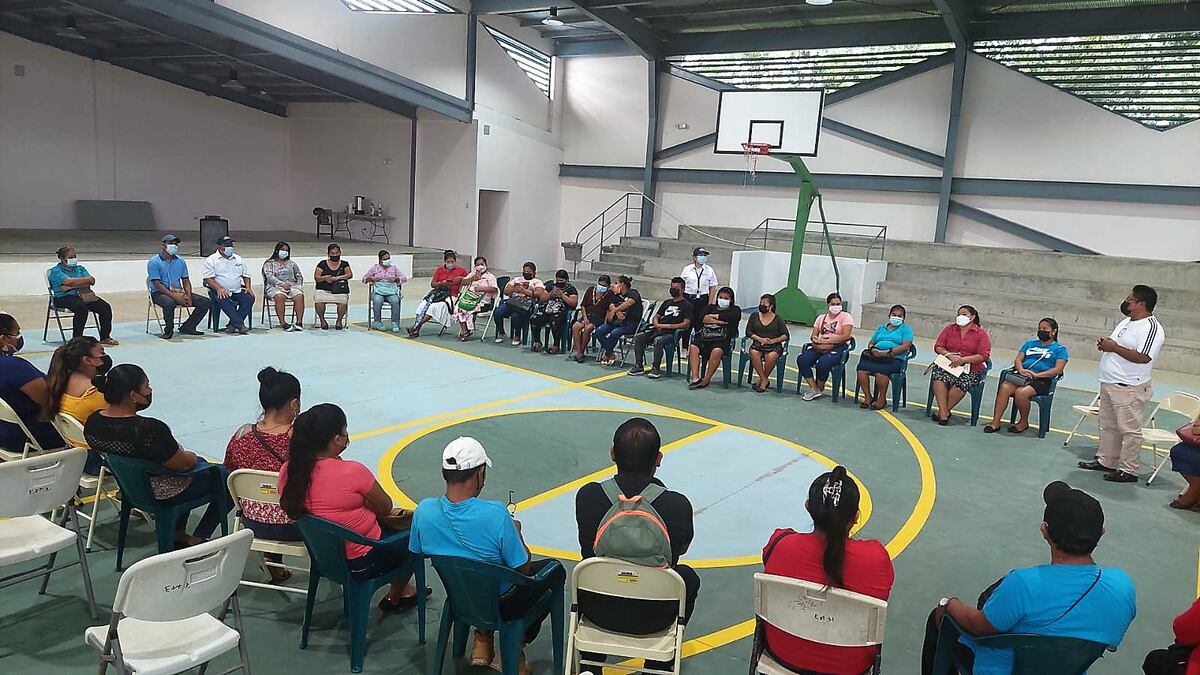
[
  {"xmin": 427, "ymin": 555, "xmax": 566, "ymax": 675},
  {"xmin": 853, "ymin": 344, "xmax": 918, "ymax": 412},
  {"xmin": 103, "ymin": 454, "xmax": 229, "ymax": 571},
  {"xmin": 1000, "ymin": 369, "xmax": 1063, "ymax": 438},
  {"xmin": 926, "ymin": 358, "xmax": 993, "ymax": 426},
  {"xmin": 295, "ymin": 516, "xmax": 427, "ymax": 674},
  {"xmin": 481, "ymin": 275, "xmax": 513, "ymax": 342},
  {"xmin": 930, "ymin": 615, "xmax": 1111, "ymax": 675},
  {"xmin": 795, "ymin": 337, "xmax": 857, "ymax": 402},
  {"xmin": 736, "ymin": 336, "xmax": 791, "ymax": 393}
]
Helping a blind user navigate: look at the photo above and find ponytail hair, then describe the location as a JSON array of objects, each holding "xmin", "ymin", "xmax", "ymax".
[
  {"xmin": 43, "ymin": 336, "xmax": 99, "ymax": 420},
  {"xmin": 805, "ymin": 465, "xmax": 860, "ymax": 588},
  {"xmin": 93, "ymin": 364, "xmax": 147, "ymax": 406},
  {"xmin": 280, "ymin": 403, "xmax": 347, "ymax": 519}
]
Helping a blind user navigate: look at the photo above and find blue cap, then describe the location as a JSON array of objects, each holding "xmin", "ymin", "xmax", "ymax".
[{"xmin": 161, "ymin": 234, "xmax": 181, "ymax": 243}]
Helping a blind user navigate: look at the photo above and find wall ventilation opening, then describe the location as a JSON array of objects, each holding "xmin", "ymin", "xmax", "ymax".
[
  {"xmin": 341, "ymin": 0, "xmax": 457, "ymax": 13},
  {"xmin": 485, "ymin": 25, "xmax": 553, "ymax": 98}
]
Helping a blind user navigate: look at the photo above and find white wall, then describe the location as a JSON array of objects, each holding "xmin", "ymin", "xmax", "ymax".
[{"xmin": 414, "ymin": 117, "xmax": 479, "ymax": 256}]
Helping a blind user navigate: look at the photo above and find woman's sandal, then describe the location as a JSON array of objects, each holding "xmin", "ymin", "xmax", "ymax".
[
  {"xmin": 1169, "ymin": 498, "xmax": 1200, "ymax": 511},
  {"xmin": 870, "ymin": 401, "xmax": 887, "ymax": 410},
  {"xmin": 378, "ymin": 587, "xmax": 432, "ymax": 613},
  {"xmin": 261, "ymin": 562, "xmax": 292, "ymax": 583},
  {"xmin": 1007, "ymin": 425, "xmax": 1029, "ymax": 434},
  {"xmin": 983, "ymin": 425, "xmax": 1001, "ymax": 434}
]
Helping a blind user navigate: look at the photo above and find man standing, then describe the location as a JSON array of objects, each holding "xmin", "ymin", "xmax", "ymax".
[
  {"xmin": 202, "ymin": 236, "xmax": 254, "ymax": 334},
  {"xmin": 147, "ymin": 234, "xmax": 209, "ymax": 339},
  {"xmin": 48, "ymin": 246, "xmax": 118, "ymax": 346},
  {"xmin": 680, "ymin": 246, "xmax": 718, "ymax": 329},
  {"xmin": 1079, "ymin": 284, "xmax": 1165, "ymax": 483},
  {"xmin": 628, "ymin": 277, "xmax": 692, "ymax": 378}
]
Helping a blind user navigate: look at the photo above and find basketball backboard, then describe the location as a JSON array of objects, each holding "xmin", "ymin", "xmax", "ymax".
[{"xmin": 714, "ymin": 89, "xmax": 825, "ymax": 156}]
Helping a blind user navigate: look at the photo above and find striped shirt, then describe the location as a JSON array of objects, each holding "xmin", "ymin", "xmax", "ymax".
[{"xmin": 1098, "ymin": 315, "xmax": 1164, "ymax": 385}]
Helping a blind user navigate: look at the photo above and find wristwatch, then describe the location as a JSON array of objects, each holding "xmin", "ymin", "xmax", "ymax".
[{"xmin": 939, "ymin": 597, "xmax": 951, "ymax": 608}]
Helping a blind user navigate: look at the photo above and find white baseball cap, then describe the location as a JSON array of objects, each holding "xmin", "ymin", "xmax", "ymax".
[{"xmin": 442, "ymin": 437, "xmax": 492, "ymax": 471}]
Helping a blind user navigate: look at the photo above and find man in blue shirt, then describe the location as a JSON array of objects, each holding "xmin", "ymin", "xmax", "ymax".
[
  {"xmin": 47, "ymin": 246, "xmax": 117, "ymax": 345},
  {"xmin": 921, "ymin": 481, "xmax": 1136, "ymax": 674},
  {"xmin": 409, "ymin": 437, "xmax": 564, "ymax": 674},
  {"xmin": 147, "ymin": 234, "xmax": 210, "ymax": 339}
]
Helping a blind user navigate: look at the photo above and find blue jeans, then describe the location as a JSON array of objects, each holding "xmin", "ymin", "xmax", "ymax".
[
  {"xmin": 163, "ymin": 461, "xmax": 233, "ymax": 539},
  {"xmin": 492, "ymin": 301, "xmax": 529, "ymax": 340},
  {"xmin": 216, "ymin": 291, "xmax": 254, "ymax": 329},
  {"xmin": 796, "ymin": 345, "xmax": 848, "ymax": 384},
  {"xmin": 371, "ymin": 292, "xmax": 400, "ymax": 324},
  {"xmin": 594, "ymin": 323, "xmax": 635, "ymax": 354}
]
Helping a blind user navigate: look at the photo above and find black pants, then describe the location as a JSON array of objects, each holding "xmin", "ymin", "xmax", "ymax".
[
  {"xmin": 498, "ymin": 558, "xmax": 560, "ymax": 644},
  {"xmin": 582, "ymin": 563, "xmax": 701, "ymax": 670},
  {"xmin": 53, "ymin": 295, "xmax": 112, "ymax": 340},
  {"xmin": 920, "ymin": 608, "xmax": 975, "ymax": 675},
  {"xmin": 529, "ymin": 312, "xmax": 566, "ymax": 348},
  {"xmin": 632, "ymin": 329, "xmax": 675, "ymax": 370},
  {"xmin": 151, "ymin": 292, "xmax": 210, "ymax": 333}
]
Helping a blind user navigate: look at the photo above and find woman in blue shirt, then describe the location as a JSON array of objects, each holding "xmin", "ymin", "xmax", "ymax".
[
  {"xmin": 984, "ymin": 317, "xmax": 1069, "ymax": 434},
  {"xmin": 854, "ymin": 304, "xmax": 915, "ymax": 410}
]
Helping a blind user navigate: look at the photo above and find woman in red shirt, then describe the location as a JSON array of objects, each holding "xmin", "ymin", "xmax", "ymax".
[
  {"xmin": 224, "ymin": 366, "xmax": 301, "ymax": 582},
  {"xmin": 762, "ymin": 466, "xmax": 895, "ymax": 674},
  {"xmin": 931, "ymin": 305, "xmax": 992, "ymax": 425}
]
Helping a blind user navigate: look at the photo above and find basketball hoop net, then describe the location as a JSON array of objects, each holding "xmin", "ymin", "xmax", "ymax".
[{"xmin": 742, "ymin": 142, "xmax": 772, "ymax": 182}]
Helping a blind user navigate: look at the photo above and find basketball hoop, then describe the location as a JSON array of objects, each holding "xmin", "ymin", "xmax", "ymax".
[{"xmin": 742, "ymin": 142, "xmax": 773, "ymax": 181}]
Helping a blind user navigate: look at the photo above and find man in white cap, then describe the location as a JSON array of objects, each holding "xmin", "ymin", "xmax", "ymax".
[{"xmin": 409, "ymin": 437, "xmax": 563, "ymax": 675}]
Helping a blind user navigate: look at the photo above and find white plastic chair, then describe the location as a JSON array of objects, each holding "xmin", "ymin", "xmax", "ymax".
[
  {"xmin": 1063, "ymin": 393, "xmax": 1101, "ymax": 447},
  {"xmin": 52, "ymin": 412, "xmax": 124, "ymax": 551},
  {"xmin": 0, "ymin": 396, "xmax": 68, "ymax": 462},
  {"xmin": 566, "ymin": 557, "xmax": 687, "ymax": 675},
  {"xmin": 1142, "ymin": 392, "xmax": 1200, "ymax": 485},
  {"xmin": 750, "ymin": 573, "xmax": 887, "ymax": 675},
  {"xmin": 227, "ymin": 468, "xmax": 309, "ymax": 594},
  {"xmin": 86, "ymin": 529, "xmax": 254, "ymax": 675},
  {"xmin": 0, "ymin": 447, "xmax": 98, "ymax": 619}
]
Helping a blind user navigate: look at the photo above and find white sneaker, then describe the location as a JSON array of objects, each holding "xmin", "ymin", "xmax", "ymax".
[{"xmin": 802, "ymin": 389, "xmax": 823, "ymax": 401}]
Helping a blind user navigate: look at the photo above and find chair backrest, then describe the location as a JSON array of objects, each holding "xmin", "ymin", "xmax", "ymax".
[
  {"xmin": 973, "ymin": 632, "xmax": 1110, "ymax": 674},
  {"xmin": 294, "ymin": 515, "xmax": 366, "ymax": 585},
  {"xmin": 112, "ymin": 529, "xmax": 253, "ymax": 621},
  {"xmin": 428, "ymin": 555, "xmax": 528, "ymax": 629},
  {"xmin": 495, "ymin": 276, "xmax": 512, "ymax": 299},
  {"xmin": 0, "ymin": 396, "xmax": 44, "ymax": 454},
  {"xmin": 572, "ymin": 557, "xmax": 685, "ymax": 624},
  {"xmin": 227, "ymin": 468, "xmax": 289, "ymax": 527},
  {"xmin": 103, "ymin": 453, "xmax": 180, "ymax": 512},
  {"xmin": 1150, "ymin": 392, "xmax": 1200, "ymax": 427},
  {"xmin": 51, "ymin": 412, "xmax": 88, "ymax": 448},
  {"xmin": 0, "ymin": 447, "xmax": 88, "ymax": 517},
  {"xmin": 753, "ymin": 573, "xmax": 887, "ymax": 648},
  {"xmin": 44, "ymin": 268, "xmax": 54, "ymax": 294},
  {"xmin": 638, "ymin": 300, "xmax": 656, "ymax": 329}
]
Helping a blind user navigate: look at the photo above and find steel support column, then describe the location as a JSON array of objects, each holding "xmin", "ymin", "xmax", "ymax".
[
  {"xmin": 640, "ymin": 59, "xmax": 662, "ymax": 237},
  {"xmin": 934, "ymin": 47, "xmax": 967, "ymax": 243},
  {"xmin": 466, "ymin": 12, "xmax": 478, "ymax": 113},
  {"xmin": 409, "ymin": 120, "xmax": 418, "ymax": 246}
]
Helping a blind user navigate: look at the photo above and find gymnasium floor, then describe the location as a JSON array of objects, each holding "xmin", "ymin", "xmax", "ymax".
[{"xmin": 3, "ymin": 302, "xmax": 1198, "ymax": 675}]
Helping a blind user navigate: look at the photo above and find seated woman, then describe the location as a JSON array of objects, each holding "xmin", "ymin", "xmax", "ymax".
[
  {"xmin": 984, "ymin": 318, "xmax": 1068, "ymax": 434},
  {"xmin": 493, "ymin": 262, "xmax": 545, "ymax": 346},
  {"xmin": 688, "ymin": 286, "xmax": 740, "ymax": 390},
  {"xmin": 529, "ymin": 270, "xmax": 578, "ymax": 354},
  {"xmin": 571, "ymin": 275, "xmax": 614, "ymax": 363},
  {"xmin": 409, "ymin": 250, "xmax": 467, "ymax": 338},
  {"xmin": 930, "ymin": 305, "xmax": 992, "ymax": 426},
  {"xmin": 0, "ymin": 313, "xmax": 64, "ymax": 453},
  {"xmin": 796, "ymin": 293, "xmax": 855, "ymax": 401},
  {"xmin": 450, "ymin": 257, "xmax": 499, "ymax": 342},
  {"xmin": 1169, "ymin": 420, "xmax": 1200, "ymax": 511},
  {"xmin": 745, "ymin": 293, "xmax": 789, "ymax": 393},
  {"xmin": 314, "ymin": 243, "xmax": 353, "ymax": 330},
  {"xmin": 279, "ymin": 403, "xmax": 422, "ymax": 611},
  {"xmin": 224, "ymin": 367, "xmax": 302, "ymax": 582},
  {"xmin": 762, "ymin": 466, "xmax": 894, "ymax": 675},
  {"xmin": 263, "ymin": 241, "xmax": 306, "ymax": 331},
  {"xmin": 42, "ymin": 336, "xmax": 111, "ymax": 473},
  {"xmin": 855, "ymin": 305, "xmax": 915, "ymax": 410},
  {"xmin": 362, "ymin": 249, "xmax": 408, "ymax": 332},
  {"xmin": 84, "ymin": 364, "xmax": 232, "ymax": 547}
]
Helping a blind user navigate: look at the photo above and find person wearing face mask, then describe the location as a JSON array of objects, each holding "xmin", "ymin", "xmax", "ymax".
[
  {"xmin": 687, "ymin": 286, "xmax": 741, "ymax": 389},
  {"xmin": 42, "ymin": 336, "xmax": 110, "ymax": 474},
  {"xmin": 49, "ymin": 245, "xmax": 118, "ymax": 345},
  {"xmin": 409, "ymin": 436, "xmax": 564, "ymax": 674},
  {"xmin": 224, "ymin": 367, "xmax": 303, "ymax": 582},
  {"xmin": 629, "ymin": 277, "xmax": 692, "ymax": 379},
  {"xmin": 451, "ymin": 256, "xmax": 500, "ymax": 341},
  {"xmin": 572, "ymin": 274, "xmax": 614, "ymax": 363},
  {"xmin": 262, "ymin": 241, "xmax": 306, "ymax": 332},
  {"xmin": 681, "ymin": 246, "xmax": 719, "ymax": 332},
  {"xmin": 985, "ymin": 318, "xmax": 1069, "ymax": 434},
  {"xmin": 149, "ymin": 234, "xmax": 210, "ymax": 339},
  {"xmin": 279, "ymin": 404, "xmax": 424, "ymax": 611},
  {"xmin": 409, "ymin": 249, "xmax": 467, "ymax": 338},
  {"xmin": 1079, "ymin": 284, "xmax": 1166, "ymax": 484},
  {"xmin": 362, "ymin": 249, "xmax": 408, "ymax": 332},
  {"xmin": 855, "ymin": 304, "xmax": 915, "ymax": 410},
  {"xmin": 745, "ymin": 293, "xmax": 790, "ymax": 393},
  {"xmin": 595, "ymin": 275, "xmax": 642, "ymax": 366},
  {"xmin": 203, "ymin": 236, "xmax": 255, "ymax": 335},
  {"xmin": 529, "ymin": 269, "xmax": 578, "ymax": 354},
  {"xmin": 0, "ymin": 312, "xmax": 66, "ymax": 454},
  {"xmin": 797, "ymin": 293, "xmax": 856, "ymax": 401},
  {"xmin": 930, "ymin": 305, "xmax": 992, "ymax": 425},
  {"xmin": 314, "ymin": 243, "xmax": 353, "ymax": 330},
  {"xmin": 85, "ymin": 364, "xmax": 233, "ymax": 547},
  {"xmin": 493, "ymin": 262, "xmax": 546, "ymax": 347}
]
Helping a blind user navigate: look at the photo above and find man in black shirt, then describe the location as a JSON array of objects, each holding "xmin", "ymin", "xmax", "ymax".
[
  {"xmin": 575, "ymin": 418, "xmax": 700, "ymax": 666},
  {"xmin": 628, "ymin": 277, "xmax": 692, "ymax": 379},
  {"xmin": 593, "ymin": 275, "xmax": 642, "ymax": 366},
  {"xmin": 530, "ymin": 269, "xmax": 578, "ymax": 354}
]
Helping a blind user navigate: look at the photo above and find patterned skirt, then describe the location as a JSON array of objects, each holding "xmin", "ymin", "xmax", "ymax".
[{"xmin": 931, "ymin": 364, "xmax": 984, "ymax": 392}]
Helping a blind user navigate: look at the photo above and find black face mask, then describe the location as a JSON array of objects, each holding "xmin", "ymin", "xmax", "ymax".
[
  {"xmin": 1037, "ymin": 330, "xmax": 1052, "ymax": 342},
  {"xmin": 135, "ymin": 392, "xmax": 152, "ymax": 412},
  {"xmin": 523, "ymin": 272, "xmax": 534, "ymax": 280},
  {"xmin": 759, "ymin": 305, "xmax": 770, "ymax": 314},
  {"xmin": 95, "ymin": 354, "xmax": 113, "ymax": 375},
  {"xmin": 669, "ymin": 287, "xmax": 682, "ymax": 298},
  {"xmin": 1119, "ymin": 300, "xmax": 1131, "ymax": 316},
  {"xmin": 329, "ymin": 255, "xmax": 341, "ymax": 262}
]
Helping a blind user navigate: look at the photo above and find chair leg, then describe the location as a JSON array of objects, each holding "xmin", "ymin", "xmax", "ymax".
[
  {"xmin": 347, "ymin": 586, "xmax": 370, "ymax": 673},
  {"xmin": 1064, "ymin": 413, "xmax": 1088, "ymax": 447},
  {"xmin": 452, "ymin": 620, "xmax": 470, "ymax": 658},
  {"xmin": 154, "ymin": 509, "xmax": 177, "ymax": 554},
  {"xmin": 70, "ymin": 506, "xmax": 99, "ymax": 619},
  {"xmin": 415, "ymin": 561, "xmax": 427, "ymax": 645},
  {"xmin": 115, "ymin": 504, "xmax": 131, "ymax": 571},
  {"xmin": 551, "ymin": 593, "xmax": 566, "ymax": 675},
  {"xmin": 1038, "ymin": 400, "xmax": 1051, "ymax": 439},
  {"xmin": 300, "ymin": 574, "xmax": 319, "ymax": 649},
  {"xmin": 499, "ymin": 628, "xmax": 522, "ymax": 675},
  {"xmin": 433, "ymin": 609, "xmax": 452, "ymax": 675},
  {"xmin": 1147, "ymin": 448, "xmax": 1169, "ymax": 485},
  {"xmin": 775, "ymin": 358, "xmax": 785, "ymax": 394},
  {"xmin": 86, "ymin": 467, "xmax": 106, "ymax": 552},
  {"xmin": 38, "ymin": 549, "xmax": 59, "ymax": 595},
  {"xmin": 229, "ymin": 594, "xmax": 253, "ymax": 675}
]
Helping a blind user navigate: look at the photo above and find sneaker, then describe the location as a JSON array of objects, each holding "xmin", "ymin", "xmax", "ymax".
[
  {"xmin": 160, "ymin": 331, "xmax": 174, "ymax": 340},
  {"xmin": 291, "ymin": 324, "xmax": 303, "ymax": 332},
  {"xmin": 647, "ymin": 368, "xmax": 663, "ymax": 379},
  {"xmin": 180, "ymin": 328, "xmax": 204, "ymax": 336},
  {"xmin": 391, "ymin": 323, "xmax": 401, "ymax": 333},
  {"xmin": 628, "ymin": 365, "xmax": 644, "ymax": 376},
  {"xmin": 280, "ymin": 322, "xmax": 292, "ymax": 331},
  {"xmin": 1104, "ymin": 470, "xmax": 1139, "ymax": 483},
  {"xmin": 371, "ymin": 322, "xmax": 385, "ymax": 331},
  {"xmin": 802, "ymin": 390, "xmax": 822, "ymax": 401},
  {"xmin": 511, "ymin": 339, "xmax": 521, "ymax": 346},
  {"xmin": 494, "ymin": 334, "xmax": 506, "ymax": 343}
]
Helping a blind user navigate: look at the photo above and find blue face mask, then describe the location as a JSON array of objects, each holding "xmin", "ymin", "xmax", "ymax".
[
  {"xmin": 888, "ymin": 316, "xmax": 904, "ymax": 327},
  {"xmin": 717, "ymin": 298, "xmax": 730, "ymax": 309},
  {"xmin": 65, "ymin": 258, "xmax": 78, "ymax": 267},
  {"xmin": 596, "ymin": 285, "xmax": 608, "ymax": 294},
  {"xmin": 165, "ymin": 244, "xmax": 179, "ymax": 256},
  {"xmin": 381, "ymin": 258, "xmax": 392, "ymax": 267},
  {"xmin": 222, "ymin": 247, "xmax": 235, "ymax": 258},
  {"xmin": 697, "ymin": 255, "xmax": 709, "ymax": 265},
  {"xmin": 278, "ymin": 250, "xmax": 289, "ymax": 260}
]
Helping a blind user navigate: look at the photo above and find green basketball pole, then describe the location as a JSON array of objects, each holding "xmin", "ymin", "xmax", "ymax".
[{"xmin": 771, "ymin": 154, "xmax": 836, "ymax": 325}]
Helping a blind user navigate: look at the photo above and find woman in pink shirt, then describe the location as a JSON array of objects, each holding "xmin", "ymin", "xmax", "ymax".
[
  {"xmin": 361, "ymin": 249, "xmax": 408, "ymax": 332},
  {"xmin": 931, "ymin": 305, "xmax": 992, "ymax": 425},
  {"xmin": 796, "ymin": 293, "xmax": 855, "ymax": 401},
  {"xmin": 279, "ymin": 403, "xmax": 422, "ymax": 611}
]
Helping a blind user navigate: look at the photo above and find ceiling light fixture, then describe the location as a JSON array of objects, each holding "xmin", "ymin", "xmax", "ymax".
[
  {"xmin": 806, "ymin": 0, "xmax": 834, "ymax": 5},
  {"xmin": 54, "ymin": 16, "xmax": 87, "ymax": 40},
  {"xmin": 542, "ymin": 7, "xmax": 564, "ymax": 27},
  {"xmin": 221, "ymin": 68, "xmax": 247, "ymax": 92}
]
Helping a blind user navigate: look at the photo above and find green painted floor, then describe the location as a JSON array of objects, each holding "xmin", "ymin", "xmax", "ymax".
[{"xmin": 3, "ymin": 316, "xmax": 1197, "ymax": 675}]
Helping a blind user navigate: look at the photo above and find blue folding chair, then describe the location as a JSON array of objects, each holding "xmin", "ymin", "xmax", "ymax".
[
  {"xmin": 795, "ymin": 337, "xmax": 857, "ymax": 403},
  {"xmin": 428, "ymin": 555, "xmax": 565, "ymax": 675},
  {"xmin": 102, "ymin": 454, "xmax": 229, "ymax": 571},
  {"xmin": 737, "ymin": 336, "xmax": 791, "ymax": 393},
  {"xmin": 999, "ymin": 369, "xmax": 1063, "ymax": 438},
  {"xmin": 295, "ymin": 516, "xmax": 427, "ymax": 673},
  {"xmin": 931, "ymin": 616, "xmax": 1111, "ymax": 675},
  {"xmin": 853, "ymin": 345, "xmax": 917, "ymax": 412},
  {"xmin": 926, "ymin": 358, "xmax": 993, "ymax": 426}
]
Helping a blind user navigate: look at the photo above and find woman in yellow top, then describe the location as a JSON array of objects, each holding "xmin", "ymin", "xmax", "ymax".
[{"xmin": 43, "ymin": 336, "xmax": 112, "ymax": 472}]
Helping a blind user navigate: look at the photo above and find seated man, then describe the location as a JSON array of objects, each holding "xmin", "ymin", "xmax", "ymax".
[
  {"xmin": 628, "ymin": 277, "xmax": 691, "ymax": 378},
  {"xmin": 410, "ymin": 437, "xmax": 563, "ymax": 675},
  {"xmin": 48, "ymin": 246, "xmax": 118, "ymax": 346},
  {"xmin": 529, "ymin": 269, "xmax": 577, "ymax": 354},
  {"xmin": 202, "ymin": 236, "xmax": 254, "ymax": 334},
  {"xmin": 593, "ymin": 275, "xmax": 641, "ymax": 366},
  {"xmin": 148, "ymin": 234, "xmax": 210, "ymax": 339},
  {"xmin": 922, "ymin": 480, "xmax": 1136, "ymax": 675},
  {"xmin": 571, "ymin": 274, "xmax": 613, "ymax": 363},
  {"xmin": 575, "ymin": 418, "xmax": 700, "ymax": 670}
]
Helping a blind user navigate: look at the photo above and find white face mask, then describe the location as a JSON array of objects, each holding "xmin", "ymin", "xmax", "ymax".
[
  {"xmin": 475, "ymin": 265, "xmax": 486, "ymax": 273},
  {"xmin": 827, "ymin": 304, "xmax": 843, "ymax": 316},
  {"xmin": 278, "ymin": 250, "xmax": 289, "ymax": 260},
  {"xmin": 955, "ymin": 314, "xmax": 971, "ymax": 327},
  {"xmin": 165, "ymin": 244, "xmax": 179, "ymax": 256},
  {"xmin": 381, "ymin": 258, "xmax": 392, "ymax": 267}
]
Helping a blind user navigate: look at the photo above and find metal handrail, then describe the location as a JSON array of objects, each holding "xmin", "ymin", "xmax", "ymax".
[
  {"xmin": 742, "ymin": 217, "xmax": 888, "ymax": 262},
  {"xmin": 567, "ymin": 193, "xmax": 642, "ymax": 274}
]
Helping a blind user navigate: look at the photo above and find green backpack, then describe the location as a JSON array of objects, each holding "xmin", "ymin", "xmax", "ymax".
[{"xmin": 592, "ymin": 478, "xmax": 673, "ymax": 568}]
